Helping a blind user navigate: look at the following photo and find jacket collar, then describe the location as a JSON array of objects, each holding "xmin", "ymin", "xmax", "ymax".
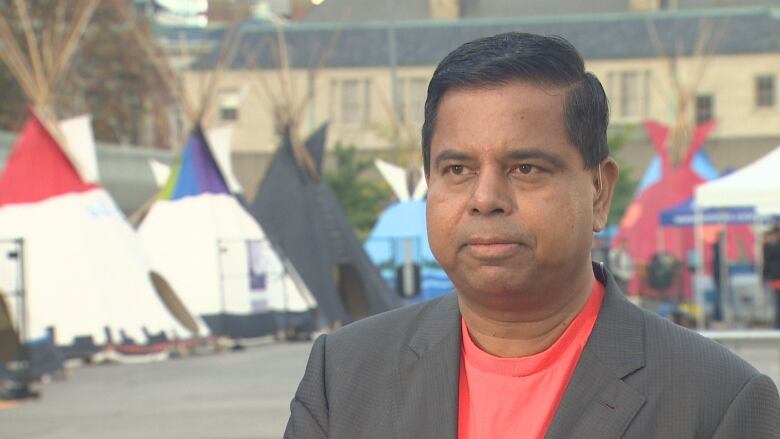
[
  {"xmin": 394, "ymin": 263, "xmax": 647, "ymax": 439},
  {"xmin": 545, "ymin": 263, "xmax": 647, "ymax": 438},
  {"xmin": 395, "ymin": 294, "xmax": 461, "ymax": 439}
]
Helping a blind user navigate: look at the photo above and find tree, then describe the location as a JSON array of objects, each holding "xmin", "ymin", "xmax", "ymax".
[
  {"xmin": 0, "ymin": 0, "xmax": 177, "ymax": 147},
  {"xmin": 0, "ymin": 61, "xmax": 25, "ymax": 130},
  {"xmin": 324, "ymin": 143, "xmax": 392, "ymax": 240},
  {"xmin": 608, "ymin": 126, "xmax": 638, "ymax": 226},
  {"xmin": 71, "ymin": 2, "xmax": 178, "ymax": 147}
]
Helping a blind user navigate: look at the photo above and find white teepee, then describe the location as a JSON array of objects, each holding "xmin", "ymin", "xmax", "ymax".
[{"xmin": 0, "ymin": 1, "xmax": 190, "ymax": 344}]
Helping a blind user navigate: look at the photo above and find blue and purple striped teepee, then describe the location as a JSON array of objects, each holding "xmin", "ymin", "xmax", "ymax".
[
  {"xmin": 138, "ymin": 124, "xmax": 316, "ymax": 339},
  {"xmin": 159, "ymin": 126, "xmax": 230, "ymax": 200}
]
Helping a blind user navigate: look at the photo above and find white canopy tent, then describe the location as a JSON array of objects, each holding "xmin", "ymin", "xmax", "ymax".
[
  {"xmin": 692, "ymin": 144, "xmax": 780, "ymax": 326},
  {"xmin": 695, "ymin": 144, "xmax": 780, "ymax": 210}
]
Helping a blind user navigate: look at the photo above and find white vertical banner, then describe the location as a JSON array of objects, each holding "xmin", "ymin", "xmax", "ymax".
[{"xmin": 247, "ymin": 240, "xmax": 270, "ymax": 312}]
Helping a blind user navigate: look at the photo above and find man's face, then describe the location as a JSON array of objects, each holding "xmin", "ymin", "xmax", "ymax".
[{"xmin": 426, "ymin": 81, "xmax": 607, "ymax": 302}]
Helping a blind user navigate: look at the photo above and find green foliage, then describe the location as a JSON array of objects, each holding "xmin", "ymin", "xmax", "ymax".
[
  {"xmin": 324, "ymin": 143, "xmax": 393, "ymax": 240},
  {"xmin": 607, "ymin": 126, "xmax": 639, "ymax": 226}
]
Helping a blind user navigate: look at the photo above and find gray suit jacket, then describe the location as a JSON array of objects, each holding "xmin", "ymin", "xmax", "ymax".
[{"xmin": 285, "ymin": 265, "xmax": 780, "ymax": 438}]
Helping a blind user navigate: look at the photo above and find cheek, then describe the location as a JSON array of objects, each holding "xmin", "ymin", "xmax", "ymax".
[
  {"xmin": 426, "ymin": 187, "xmax": 466, "ymax": 263},
  {"xmin": 426, "ymin": 192, "xmax": 453, "ymax": 253},
  {"xmin": 529, "ymin": 186, "xmax": 593, "ymax": 257},
  {"xmin": 561, "ymin": 188, "xmax": 596, "ymax": 255}
]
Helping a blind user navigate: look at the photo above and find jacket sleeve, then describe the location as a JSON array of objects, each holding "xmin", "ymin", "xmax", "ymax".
[
  {"xmin": 712, "ymin": 373, "xmax": 780, "ymax": 439},
  {"xmin": 284, "ymin": 334, "xmax": 329, "ymax": 439}
]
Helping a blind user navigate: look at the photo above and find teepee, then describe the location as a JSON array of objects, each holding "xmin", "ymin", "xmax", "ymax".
[
  {"xmin": 0, "ymin": 0, "xmax": 189, "ymax": 345},
  {"xmin": 365, "ymin": 160, "xmax": 453, "ymax": 302},
  {"xmin": 251, "ymin": 126, "xmax": 400, "ymax": 325},
  {"xmin": 118, "ymin": 3, "xmax": 317, "ymax": 338},
  {"xmin": 239, "ymin": 19, "xmax": 400, "ymax": 325},
  {"xmin": 613, "ymin": 19, "xmax": 754, "ymax": 302}
]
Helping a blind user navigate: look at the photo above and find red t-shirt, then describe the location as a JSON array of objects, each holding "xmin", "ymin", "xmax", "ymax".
[{"xmin": 458, "ymin": 279, "xmax": 605, "ymax": 439}]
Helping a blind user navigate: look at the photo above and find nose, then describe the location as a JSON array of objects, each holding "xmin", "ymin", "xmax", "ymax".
[{"xmin": 468, "ymin": 167, "xmax": 514, "ymax": 216}]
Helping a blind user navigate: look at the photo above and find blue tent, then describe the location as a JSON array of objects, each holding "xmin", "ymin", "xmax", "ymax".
[
  {"xmin": 660, "ymin": 198, "xmax": 758, "ymax": 227},
  {"xmin": 365, "ymin": 200, "xmax": 453, "ymax": 302}
]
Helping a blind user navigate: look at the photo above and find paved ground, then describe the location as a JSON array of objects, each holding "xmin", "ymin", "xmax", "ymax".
[
  {"xmin": 1, "ymin": 336, "xmax": 778, "ymax": 439},
  {"xmin": 0, "ymin": 341, "xmax": 312, "ymax": 439}
]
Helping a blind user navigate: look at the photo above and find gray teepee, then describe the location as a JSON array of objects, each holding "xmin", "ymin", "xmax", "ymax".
[{"xmin": 249, "ymin": 125, "xmax": 400, "ymax": 326}]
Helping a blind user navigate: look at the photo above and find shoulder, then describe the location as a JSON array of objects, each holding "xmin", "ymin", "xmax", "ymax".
[
  {"xmin": 639, "ymin": 307, "xmax": 759, "ymax": 381},
  {"xmin": 324, "ymin": 294, "xmax": 457, "ymax": 357},
  {"xmin": 634, "ymin": 307, "xmax": 780, "ymax": 435},
  {"xmin": 630, "ymin": 305, "xmax": 775, "ymax": 425}
]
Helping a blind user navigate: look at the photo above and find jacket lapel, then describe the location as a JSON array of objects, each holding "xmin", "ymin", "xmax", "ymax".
[
  {"xmin": 393, "ymin": 264, "xmax": 648, "ymax": 439},
  {"xmin": 395, "ymin": 294, "xmax": 461, "ymax": 439},
  {"xmin": 546, "ymin": 264, "xmax": 647, "ymax": 439}
]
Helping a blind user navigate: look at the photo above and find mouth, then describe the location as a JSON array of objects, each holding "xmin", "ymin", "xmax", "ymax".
[{"xmin": 462, "ymin": 238, "xmax": 525, "ymax": 260}]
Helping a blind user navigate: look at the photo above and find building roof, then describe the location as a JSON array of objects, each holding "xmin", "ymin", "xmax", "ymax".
[
  {"xmin": 459, "ymin": 0, "xmax": 631, "ymax": 18},
  {"xmin": 298, "ymin": 0, "xmax": 778, "ymax": 23},
  {"xmin": 194, "ymin": 7, "xmax": 780, "ymax": 70},
  {"xmin": 301, "ymin": 0, "xmax": 430, "ymax": 22}
]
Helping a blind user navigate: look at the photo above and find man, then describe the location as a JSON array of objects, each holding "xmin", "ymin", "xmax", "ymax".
[
  {"xmin": 763, "ymin": 225, "xmax": 780, "ymax": 328},
  {"xmin": 711, "ymin": 229, "xmax": 725, "ymax": 321},
  {"xmin": 285, "ymin": 33, "xmax": 780, "ymax": 438}
]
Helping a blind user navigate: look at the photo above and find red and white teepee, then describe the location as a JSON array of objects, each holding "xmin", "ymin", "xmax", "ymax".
[{"xmin": 0, "ymin": 1, "xmax": 190, "ymax": 345}]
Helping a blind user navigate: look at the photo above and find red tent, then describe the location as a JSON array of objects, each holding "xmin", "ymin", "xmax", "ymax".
[{"xmin": 613, "ymin": 120, "xmax": 754, "ymax": 300}]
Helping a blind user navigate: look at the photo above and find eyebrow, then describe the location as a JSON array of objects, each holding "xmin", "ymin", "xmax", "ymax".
[
  {"xmin": 505, "ymin": 148, "xmax": 567, "ymax": 171},
  {"xmin": 433, "ymin": 149, "xmax": 473, "ymax": 169},
  {"xmin": 433, "ymin": 147, "xmax": 568, "ymax": 171}
]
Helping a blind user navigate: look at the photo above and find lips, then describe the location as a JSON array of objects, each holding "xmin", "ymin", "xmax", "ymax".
[{"xmin": 463, "ymin": 237, "xmax": 524, "ymax": 260}]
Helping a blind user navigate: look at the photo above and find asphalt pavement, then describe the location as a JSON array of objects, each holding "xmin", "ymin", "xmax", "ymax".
[
  {"xmin": 1, "ymin": 333, "xmax": 778, "ymax": 439},
  {"xmin": 0, "ymin": 341, "xmax": 312, "ymax": 439}
]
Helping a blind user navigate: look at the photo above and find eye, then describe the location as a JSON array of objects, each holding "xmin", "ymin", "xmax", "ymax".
[
  {"xmin": 512, "ymin": 164, "xmax": 536, "ymax": 175},
  {"xmin": 446, "ymin": 165, "xmax": 465, "ymax": 175}
]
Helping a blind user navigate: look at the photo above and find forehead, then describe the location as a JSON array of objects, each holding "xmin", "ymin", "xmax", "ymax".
[{"xmin": 430, "ymin": 81, "xmax": 575, "ymax": 159}]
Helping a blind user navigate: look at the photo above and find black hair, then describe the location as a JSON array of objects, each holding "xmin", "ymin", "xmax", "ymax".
[{"xmin": 422, "ymin": 32, "xmax": 609, "ymax": 174}]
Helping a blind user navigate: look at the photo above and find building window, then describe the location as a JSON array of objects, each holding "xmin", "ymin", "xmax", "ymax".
[
  {"xmin": 756, "ymin": 75, "xmax": 775, "ymax": 108},
  {"xmin": 397, "ymin": 78, "xmax": 407, "ymax": 122},
  {"xmin": 334, "ymin": 78, "xmax": 371, "ymax": 125},
  {"xmin": 218, "ymin": 89, "xmax": 240, "ymax": 121},
  {"xmin": 341, "ymin": 79, "xmax": 361, "ymax": 124},
  {"xmin": 329, "ymin": 79, "xmax": 338, "ymax": 120},
  {"xmin": 607, "ymin": 70, "xmax": 650, "ymax": 120},
  {"xmin": 406, "ymin": 78, "xmax": 427, "ymax": 124},
  {"xmin": 398, "ymin": 77, "xmax": 427, "ymax": 123},
  {"xmin": 619, "ymin": 72, "xmax": 641, "ymax": 118},
  {"xmin": 696, "ymin": 95, "xmax": 714, "ymax": 125},
  {"xmin": 363, "ymin": 79, "xmax": 372, "ymax": 122}
]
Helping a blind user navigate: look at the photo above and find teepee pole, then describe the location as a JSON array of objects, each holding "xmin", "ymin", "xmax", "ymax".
[
  {"xmin": 195, "ymin": 25, "xmax": 241, "ymax": 124},
  {"xmin": 111, "ymin": 0, "xmax": 196, "ymax": 123},
  {"xmin": 244, "ymin": 42, "xmax": 285, "ymax": 114},
  {"xmin": 50, "ymin": 0, "xmax": 101, "ymax": 87},
  {"xmin": 13, "ymin": 0, "xmax": 48, "ymax": 102}
]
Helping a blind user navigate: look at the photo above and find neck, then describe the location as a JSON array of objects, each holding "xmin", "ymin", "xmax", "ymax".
[{"xmin": 458, "ymin": 267, "xmax": 595, "ymax": 358}]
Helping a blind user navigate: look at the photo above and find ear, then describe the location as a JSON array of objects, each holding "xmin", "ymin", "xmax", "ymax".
[{"xmin": 592, "ymin": 158, "xmax": 619, "ymax": 233}]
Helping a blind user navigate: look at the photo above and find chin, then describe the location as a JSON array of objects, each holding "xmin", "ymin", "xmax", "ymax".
[{"xmin": 453, "ymin": 267, "xmax": 532, "ymax": 297}]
